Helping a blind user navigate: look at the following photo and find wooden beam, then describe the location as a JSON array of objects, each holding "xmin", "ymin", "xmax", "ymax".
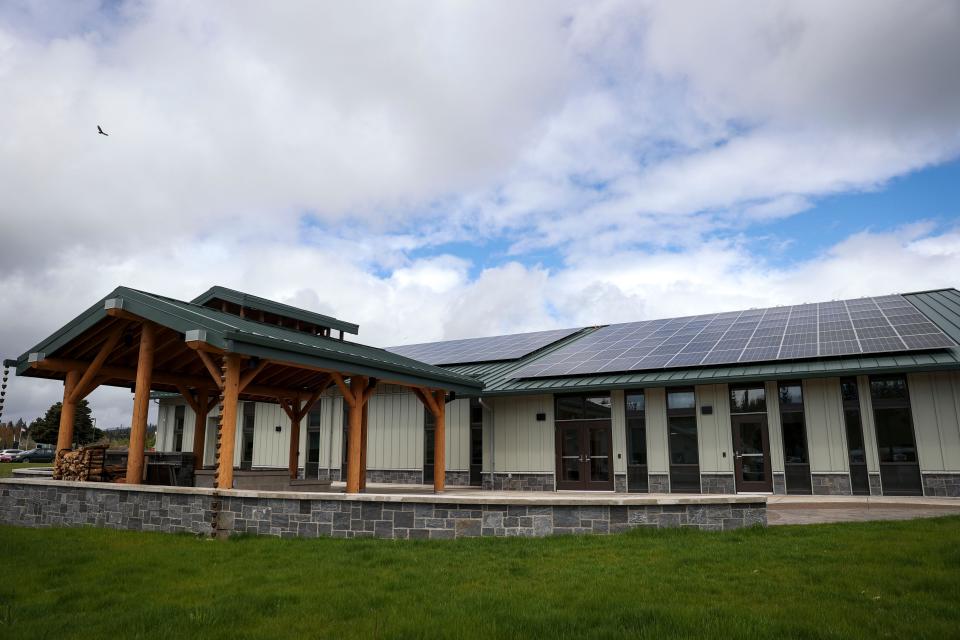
[
  {"xmin": 345, "ymin": 376, "xmax": 365, "ymax": 493},
  {"xmin": 412, "ymin": 387, "xmax": 439, "ymax": 417},
  {"xmin": 331, "ymin": 372, "xmax": 355, "ymax": 408},
  {"xmin": 68, "ymin": 325, "xmax": 124, "ymax": 403},
  {"xmin": 105, "ymin": 307, "xmax": 143, "ymax": 323},
  {"xmin": 239, "ymin": 359, "xmax": 269, "ymax": 393},
  {"xmin": 175, "ymin": 384, "xmax": 201, "ymax": 415},
  {"xmin": 54, "ymin": 369, "xmax": 81, "ymax": 472},
  {"xmin": 432, "ymin": 389, "xmax": 446, "ymax": 493},
  {"xmin": 299, "ymin": 379, "xmax": 330, "ymax": 419},
  {"xmin": 216, "ymin": 354, "xmax": 242, "ymax": 489},
  {"xmin": 126, "ymin": 322, "xmax": 156, "ymax": 484},
  {"xmin": 279, "ymin": 398, "xmax": 297, "ymax": 423},
  {"xmin": 194, "ymin": 349, "xmax": 223, "ymax": 388},
  {"xmin": 359, "ymin": 401, "xmax": 368, "ymax": 492},
  {"xmin": 362, "ymin": 378, "xmax": 379, "ymax": 404}
]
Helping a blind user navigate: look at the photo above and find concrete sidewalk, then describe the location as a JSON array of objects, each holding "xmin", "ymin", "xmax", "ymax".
[{"xmin": 767, "ymin": 495, "xmax": 960, "ymax": 525}]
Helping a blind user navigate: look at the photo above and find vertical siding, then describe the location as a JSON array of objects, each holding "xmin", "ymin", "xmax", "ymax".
[
  {"xmin": 856, "ymin": 376, "xmax": 880, "ymax": 472},
  {"xmin": 444, "ymin": 398, "xmax": 470, "ymax": 472},
  {"xmin": 765, "ymin": 381, "xmax": 785, "ymax": 472},
  {"xmin": 802, "ymin": 378, "xmax": 849, "ymax": 473},
  {"xmin": 611, "ymin": 390, "xmax": 627, "ymax": 475},
  {"xmin": 249, "ymin": 402, "xmax": 291, "ymax": 468},
  {"xmin": 645, "ymin": 387, "xmax": 669, "ymax": 474},
  {"xmin": 695, "ymin": 384, "xmax": 733, "ymax": 473},
  {"xmin": 366, "ymin": 390, "xmax": 424, "ymax": 470},
  {"xmin": 484, "ymin": 395, "xmax": 554, "ymax": 473},
  {"xmin": 908, "ymin": 372, "xmax": 960, "ymax": 472}
]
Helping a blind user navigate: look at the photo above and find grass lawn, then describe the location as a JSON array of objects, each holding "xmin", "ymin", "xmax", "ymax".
[
  {"xmin": 0, "ymin": 463, "xmax": 50, "ymax": 479},
  {"xmin": 1, "ymin": 517, "xmax": 959, "ymax": 639}
]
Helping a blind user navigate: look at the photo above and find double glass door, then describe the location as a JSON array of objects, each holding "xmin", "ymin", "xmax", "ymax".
[{"xmin": 555, "ymin": 420, "xmax": 614, "ymax": 491}]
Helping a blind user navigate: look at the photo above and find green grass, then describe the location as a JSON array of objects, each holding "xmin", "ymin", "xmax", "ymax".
[
  {"xmin": 1, "ymin": 518, "xmax": 959, "ymax": 639},
  {"xmin": 0, "ymin": 463, "xmax": 49, "ymax": 478}
]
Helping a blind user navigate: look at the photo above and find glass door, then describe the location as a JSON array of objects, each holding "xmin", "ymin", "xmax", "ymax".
[
  {"xmin": 584, "ymin": 422, "xmax": 613, "ymax": 490},
  {"xmin": 731, "ymin": 414, "xmax": 772, "ymax": 492},
  {"xmin": 555, "ymin": 423, "xmax": 583, "ymax": 490},
  {"xmin": 554, "ymin": 420, "xmax": 614, "ymax": 491}
]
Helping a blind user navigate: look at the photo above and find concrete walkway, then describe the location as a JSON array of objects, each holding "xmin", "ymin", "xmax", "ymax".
[{"xmin": 766, "ymin": 495, "xmax": 960, "ymax": 525}]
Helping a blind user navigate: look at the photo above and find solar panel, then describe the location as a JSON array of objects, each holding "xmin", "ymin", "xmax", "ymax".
[
  {"xmin": 386, "ymin": 327, "xmax": 583, "ymax": 365},
  {"xmin": 512, "ymin": 295, "xmax": 956, "ymax": 379}
]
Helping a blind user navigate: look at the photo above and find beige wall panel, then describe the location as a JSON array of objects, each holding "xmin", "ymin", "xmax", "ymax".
[
  {"xmin": 856, "ymin": 376, "xmax": 880, "ymax": 472},
  {"xmin": 250, "ymin": 401, "xmax": 291, "ymax": 468},
  {"xmin": 366, "ymin": 390, "xmax": 424, "ymax": 470},
  {"xmin": 802, "ymin": 378, "xmax": 849, "ymax": 473},
  {"xmin": 765, "ymin": 381, "xmax": 785, "ymax": 472},
  {"xmin": 156, "ymin": 400, "xmax": 196, "ymax": 453},
  {"xmin": 645, "ymin": 387, "xmax": 669, "ymax": 474},
  {"xmin": 611, "ymin": 390, "xmax": 627, "ymax": 475},
  {"xmin": 444, "ymin": 398, "xmax": 470, "ymax": 472},
  {"xmin": 908, "ymin": 372, "xmax": 960, "ymax": 472},
  {"xmin": 485, "ymin": 395, "xmax": 554, "ymax": 473},
  {"xmin": 695, "ymin": 384, "xmax": 734, "ymax": 473}
]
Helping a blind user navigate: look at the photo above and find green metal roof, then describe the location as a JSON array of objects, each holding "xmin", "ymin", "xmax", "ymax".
[
  {"xmin": 446, "ymin": 288, "xmax": 960, "ymax": 396},
  {"xmin": 15, "ymin": 286, "xmax": 482, "ymax": 395},
  {"xmin": 191, "ymin": 285, "xmax": 359, "ymax": 335}
]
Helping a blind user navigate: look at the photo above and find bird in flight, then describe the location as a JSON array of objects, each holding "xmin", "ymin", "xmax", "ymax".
[{"xmin": 97, "ymin": 125, "xmax": 109, "ymax": 136}]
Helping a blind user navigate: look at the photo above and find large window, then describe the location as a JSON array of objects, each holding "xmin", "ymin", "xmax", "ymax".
[
  {"xmin": 305, "ymin": 407, "xmax": 323, "ymax": 479},
  {"xmin": 469, "ymin": 399, "xmax": 483, "ymax": 487},
  {"xmin": 625, "ymin": 391, "xmax": 647, "ymax": 493},
  {"xmin": 555, "ymin": 395, "xmax": 612, "ymax": 421},
  {"xmin": 840, "ymin": 378, "xmax": 870, "ymax": 495},
  {"xmin": 870, "ymin": 375, "xmax": 922, "ymax": 495},
  {"xmin": 240, "ymin": 402, "xmax": 255, "ymax": 468},
  {"xmin": 173, "ymin": 405, "xmax": 185, "ymax": 452},
  {"xmin": 779, "ymin": 382, "xmax": 811, "ymax": 494},
  {"xmin": 424, "ymin": 406, "xmax": 436, "ymax": 483},
  {"xmin": 667, "ymin": 387, "xmax": 700, "ymax": 493}
]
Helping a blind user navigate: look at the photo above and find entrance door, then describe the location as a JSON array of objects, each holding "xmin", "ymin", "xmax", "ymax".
[
  {"xmin": 555, "ymin": 420, "xmax": 614, "ymax": 491},
  {"xmin": 731, "ymin": 414, "xmax": 772, "ymax": 492}
]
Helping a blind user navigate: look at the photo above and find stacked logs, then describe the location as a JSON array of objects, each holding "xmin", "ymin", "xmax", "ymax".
[{"xmin": 53, "ymin": 444, "xmax": 109, "ymax": 481}]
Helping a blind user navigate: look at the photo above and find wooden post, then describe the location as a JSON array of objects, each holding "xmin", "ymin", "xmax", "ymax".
[
  {"xmin": 433, "ymin": 389, "xmax": 446, "ymax": 493},
  {"xmin": 359, "ymin": 402, "xmax": 368, "ymax": 491},
  {"xmin": 192, "ymin": 392, "xmax": 212, "ymax": 468},
  {"xmin": 345, "ymin": 376, "xmax": 365, "ymax": 493},
  {"xmin": 54, "ymin": 369, "xmax": 81, "ymax": 464},
  {"xmin": 216, "ymin": 354, "xmax": 242, "ymax": 489},
  {"xmin": 288, "ymin": 396, "xmax": 302, "ymax": 480},
  {"xmin": 126, "ymin": 323, "xmax": 156, "ymax": 484}
]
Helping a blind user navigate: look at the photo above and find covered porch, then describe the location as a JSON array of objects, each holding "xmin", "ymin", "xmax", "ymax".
[{"xmin": 9, "ymin": 286, "xmax": 482, "ymax": 494}]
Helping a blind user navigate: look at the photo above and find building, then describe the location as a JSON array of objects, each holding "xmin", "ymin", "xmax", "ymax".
[{"xmin": 148, "ymin": 286, "xmax": 960, "ymax": 498}]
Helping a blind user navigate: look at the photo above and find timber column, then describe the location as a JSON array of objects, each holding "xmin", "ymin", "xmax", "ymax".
[
  {"xmin": 288, "ymin": 396, "xmax": 302, "ymax": 480},
  {"xmin": 55, "ymin": 369, "xmax": 81, "ymax": 454},
  {"xmin": 215, "ymin": 354, "xmax": 242, "ymax": 489},
  {"xmin": 345, "ymin": 376, "xmax": 366, "ymax": 493},
  {"xmin": 126, "ymin": 322, "xmax": 156, "ymax": 484},
  {"xmin": 433, "ymin": 389, "xmax": 446, "ymax": 493}
]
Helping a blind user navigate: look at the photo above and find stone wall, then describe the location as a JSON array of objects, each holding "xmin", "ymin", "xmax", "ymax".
[
  {"xmin": 648, "ymin": 473, "xmax": 670, "ymax": 494},
  {"xmin": 614, "ymin": 474, "xmax": 627, "ymax": 493},
  {"xmin": 869, "ymin": 473, "xmax": 882, "ymax": 496},
  {"xmin": 922, "ymin": 473, "xmax": 960, "ymax": 497},
  {"xmin": 811, "ymin": 473, "xmax": 852, "ymax": 496},
  {"xmin": 365, "ymin": 469, "xmax": 423, "ymax": 484},
  {"xmin": 482, "ymin": 473, "xmax": 555, "ymax": 491},
  {"xmin": 773, "ymin": 473, "xmax": 787, "ymax": 495},
  {"xmin": 700, "ymin": 474, "xmax": 736, "ymax": 494},
  {"xmin": 0, "ymin": 479, "xmax": 766, "ymax": 539}
]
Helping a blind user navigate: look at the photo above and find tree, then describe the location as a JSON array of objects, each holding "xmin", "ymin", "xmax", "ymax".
[{"xmin": 29, "ymin": 400, "xmax": 103, "ymax": 447}]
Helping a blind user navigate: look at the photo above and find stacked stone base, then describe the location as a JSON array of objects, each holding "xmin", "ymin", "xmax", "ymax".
[
  {"xmin": 648, "ymin": 473, "xmax": 670, "ymax": 493},
  {"xmin": 700, "ymin": 474, "xmax": 736, "ymax": 494},
  {"xmin": 922, "ymin": 473, "xmax": 960, "ymax": 497},
  {"xmin": 811, "ymin": 473, "xmax": 852, "ymax": 495},
  {"xmin": 482, "ymin": 473, "xmax": 555, "ymax": 491},
  {"xmin": 0, "ymin": 479, "xmax": 765, "ymax": 539}
]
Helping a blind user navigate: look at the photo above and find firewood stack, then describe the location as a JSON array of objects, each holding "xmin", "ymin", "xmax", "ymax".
[{"xmin": 53, "ymin": 444, "xmax": 109, "ymax": 481}]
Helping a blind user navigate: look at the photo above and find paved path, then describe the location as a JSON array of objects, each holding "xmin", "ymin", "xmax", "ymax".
[{"xmin": 767, "ymin": 496, "xmax": 960, "ymax": 525}]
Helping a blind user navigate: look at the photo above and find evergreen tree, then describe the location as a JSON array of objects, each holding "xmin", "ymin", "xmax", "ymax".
[{"xmin": 29, "ymin": 399, "xmax": 103, "ymax": 447}]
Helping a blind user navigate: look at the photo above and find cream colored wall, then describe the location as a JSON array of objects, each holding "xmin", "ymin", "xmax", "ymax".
[
  {"xmin": 802, "ymin": 378, "xmax": 850, "ymax": 473},
  {"xmin": 695, "ymin": 384, "xmax": 734, "ymax": 473},
  {"xmin": 645, "ymin": 387, "xmax": 670, "ymax": 474},
  {"xmin": 907, "ymin": 372, "xmax": 960, "ymax": 472},
  {"xmin": 483, "ymin": 395, "xmax": 554, "ymax": 473},
  {"xmin": 611, "ymin": 390, "xmax": 627, "ymax": 475},
  {"xmin": 764, "ymin": 381, "xmax": 786, "ymax": 472},
  {"xmin": 856, "ymin": 376, "xmax": 880, "ymax": 473},
  {"xmin": 365, "ymin": 389, "xmax": 424, "ymax": 470}
]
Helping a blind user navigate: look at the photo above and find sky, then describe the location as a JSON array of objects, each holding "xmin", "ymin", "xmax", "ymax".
[{"xmin": 1, "ymin": 0, "xmax": 959, "ymax": 429}]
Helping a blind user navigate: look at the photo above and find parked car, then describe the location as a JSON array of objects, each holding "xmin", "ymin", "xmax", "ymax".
[
  {"xmin": 0, "ymin": 449, "xmax": 24, "ymax": 462},
  {"xmin": 13, "ymin": 448, "xmax": 56, "ymax": 463}
]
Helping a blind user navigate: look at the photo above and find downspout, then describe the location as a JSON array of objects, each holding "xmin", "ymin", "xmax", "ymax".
[{"xmin": 479, "ymin": 397, "xmax": 494, "ymax": 489}]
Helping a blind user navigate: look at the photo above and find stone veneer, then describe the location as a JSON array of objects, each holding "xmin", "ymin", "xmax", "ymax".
[
  {"xmin": 773, "ymin": 473, "xmax": 787, "ymax": 495},
  {"xmin": 700, "ymin": 474, "xmax": 736, "ymax": 494},
  {"xmin": 365, "ymin": 469, "xmax": 424, "ymax": 485},
  {"xmin": 648, "ymin": 473, "xmax": 670, "ymax": 494},
  {"xmin": 922, "ymin": 473, "xmax": 960, "ymax": 497},
  {"xmin": 482, "ymin": 473, "xmax": 555, "ymax": 492},
  {"xmin": 614, "ymin": 474, "xmax": 627, "ymax": 493},
  {"xmin": 869, "ymin": 473, "xmax": 883, "ymax": 496},
  {"xmin": 0, "ymin": 479, "xmax": 766, "ymax": 538},
  {"xmin": 811, "ymin": 473, "xmax": 852, "ymax": 496}
]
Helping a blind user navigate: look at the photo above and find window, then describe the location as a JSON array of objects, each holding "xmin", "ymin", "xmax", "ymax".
[
  {"xmin": 241, "ymin": 402, "xmax": 255, "ymax": 468},
  {"xmin": 173, "ymin": 405, "xmax": 185, "ymax": 452},
  {"xmin": 625, "ymin": 390, "xmax": 647, "ymax": 492},
  {"xmin": 840, "ymin": 377, "xmax": 870, "ymax": 495},
  {"xmin": 730, "ymin": 386, "xmax": 766, "ymax": 413},
  {"xmin": 555, "ymin": 394, "xmax": 612, "ymax": 420},
  {"xmin": 305, "ymin": 407, "xmax": 323, "ymax": 479},
  {"xmin": 869, "ymin": 375, "xmax": 922, "ymax": 495},
  {"xmin": 667, "ymin": 387, "xmax": 699, "ymax": 493},
  {"xmin": 423, "ymin": 406, "xmax": 436, "ymax": 483},
  {"xmin": 779, "ymin": 382, "xmax": 811, "ymax": 494},
  {"xmin": 469, "ymin": 399, "xmax": 483, "ymax": 486}
]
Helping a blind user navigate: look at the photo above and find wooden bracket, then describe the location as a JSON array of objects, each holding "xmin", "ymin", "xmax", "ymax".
[
  {"xmin": 68, "ymin": 325, "xmax": 125, "ymax": 403},
  {"xmin": 239, "ymin": 359, "xmax": 268, "ymax": 394},
  {"xmin": 331, "ymin": 372, "xmax": 355, "ymax": 408}
]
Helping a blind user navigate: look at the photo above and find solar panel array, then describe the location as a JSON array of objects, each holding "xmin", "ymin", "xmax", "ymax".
[
  {"xmin": 513, "ymin": 295, "xmax": 956, "ymax": 379},
  {"xmin": 386, "ymin": 327, "xmax": 583, "ymax": 366}
]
